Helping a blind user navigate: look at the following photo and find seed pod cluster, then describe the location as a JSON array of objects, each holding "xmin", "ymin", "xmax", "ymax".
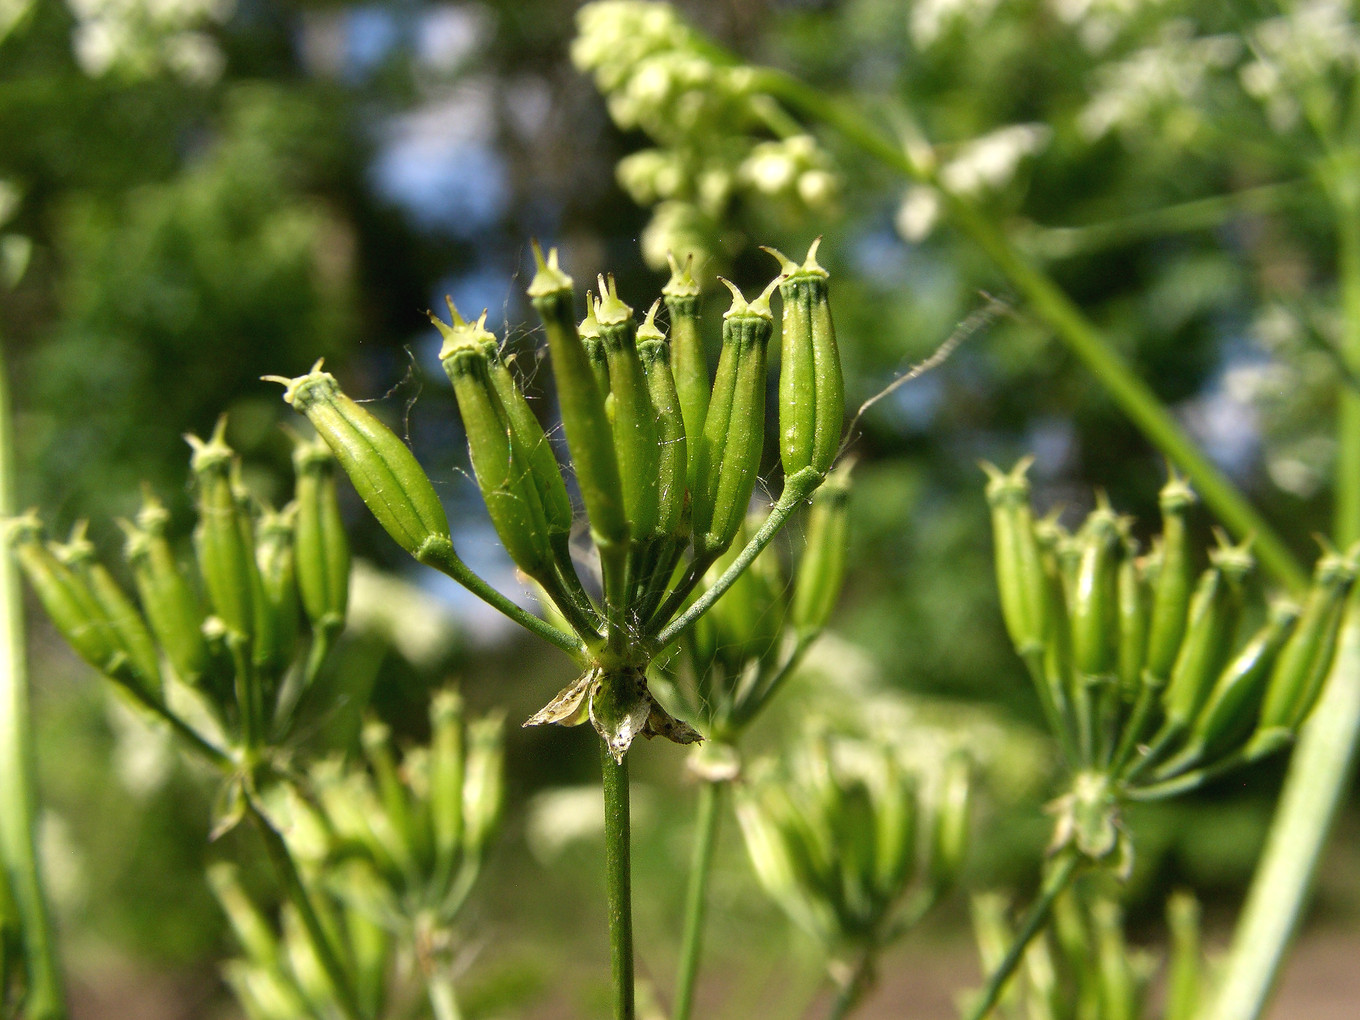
[
  {"xmin": 982, "ymin": 461, "xmax": 1357, "ymax": 805},
  {"xmin": 736, "ymin": 736, "xmax": 969, "ymax": 958},
  {"xmin": 7, "ymin": 422, "xmax": 354, "ymax": 759}
]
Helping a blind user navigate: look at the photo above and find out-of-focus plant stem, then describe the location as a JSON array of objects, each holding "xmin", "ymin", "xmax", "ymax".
[
  {"xmin": 0, "ymin": 341, "xmax": 66, "ymax": 1019},
  {"xmin": 673, "ymin": 778, "xmax": 724, "ymax": 1020},
  {"xmin": 602, "ymin": 741, "xmax": 635, "ymax": 1020},
  {"xmin": 752, "ymin": 68, "xmax": 1307, "ymax": 594},
  {"xmin": 1211, "ymin": 179, "xmax": 1360, "ymax": 1020}
]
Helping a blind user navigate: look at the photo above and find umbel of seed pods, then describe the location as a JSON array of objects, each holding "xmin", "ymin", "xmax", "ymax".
[
  {"xmin": 270, "ymin": 240, "xmax": 843, "ymax": 761},
  {"xmin": 6, "ymin": 421, "xmax": 353, "ymax": 774},
  {"xmin": 983, "ymin": 459, "xmax": 1357, "ymax": 864}
]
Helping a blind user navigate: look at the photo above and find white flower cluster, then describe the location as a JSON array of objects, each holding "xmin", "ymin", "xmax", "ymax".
[
  {"xmin": 1240, "ymin": 0, "xmax": 1360, "ymax": 132},
  {"xmin": 909, "ymin": 0, "xmax": 1002, "ymax": 49},
  {"xmin": 65, "ymin": 0, "xmax": 234, "ymax": 83},
  {"xmin": 1077, "ymin": 20, "xmax": 1239, "ymax": 142},
  {"xmin": 575, "ymin": 1, "xmax": 840, "ymax": 269},
  {"xmin": 0, "ymin": 0, "xmax": 33, "ymax": 46},
  {"xmin": 1047, "ymin": 0, "xmax": 1170, "ymax": 54}
]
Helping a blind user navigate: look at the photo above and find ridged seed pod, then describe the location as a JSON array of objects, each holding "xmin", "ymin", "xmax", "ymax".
[
  {"xmin": 1116, "ymin": 547, "xmax": 1149, "ymax": 699},
  {"xmin": 435, "ymin": 304, "xmax": 555, "ymax": 578},
  {"xmin": 268, "ymin": 362, "xmax": 454, "ymax": 564},
  {"xmin": 637, "ymin": 303, "xmax": 688, "ymax": 541},
  {"xmin": 121, "ymin": 492, "xmax": 209, "ymax": 685},
  {"xmin": 927, "ymin": 753, "xmax": 971, "ymax": 892},
  {"xmin": 292, "ymin": 437, "xmax": 350, "ymax": 632},
  {"xmin": 767, "ymin": 239, "xmax": 843, "ymax": 484},
  {"xmin": 253, "ymin": 506, "xmax": 300, "ymax": 676},
  {"xmin": 1070, "ymin": 496, "xmax": 1123, "ymax": 683},
  {"xmin": 790, "ymin": 461, "xmax": 851, "ymax": 638},
  {"xmin": 1257, "ymin": 547, "xmax": 1357, "ymax": 734},
  {"xmin": 663, "ymin": 252, "xmax": 709, "ymax": 466},
  {"xmin": 429, "ymin": 690, "xmax": 467, "ymax": 884},
  {"xmin": 579, "ymin": 293, "xmax": 613, "ymax": 404},
  {"xmin": 527, "ymin": 243, "xmax": 628, "ymax": 546},
  {"xmin": 56, "ymin": 522, "xmax": 163, "ymax": 696},
  {"xmin": 187, "ymin": 418, "xmax": 257, "ymax": 643},
  {"xmin": 690, "ymin": 278, "xmax": 778, "ymax": 558},
  {"xmin": 1145, "ymin": 474, "xmax": 1198, "ymax": 684},
  {"xmin": 982, "ymin": 458, "xmax": 1050, "ymax": 657},
  {"xmin": 595, "ymin": 277, "xmax": 661, "ymax": 541}
]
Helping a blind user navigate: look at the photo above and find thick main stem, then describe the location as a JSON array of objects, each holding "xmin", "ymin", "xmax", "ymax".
[
  {"xmin": 673, "ymin": 779, "xmax": 724, "ymax": 1020},
  {"xmin": 0, "ymin": 343, "xmax": 66, "ymax": 1019},
  {"xmin": 601, "ymin": 740, "xmax": 635, "ymax": 1020}
]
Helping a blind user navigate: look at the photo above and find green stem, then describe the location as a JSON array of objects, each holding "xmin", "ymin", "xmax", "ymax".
[
  {"xmin": 962, "ymin": 853, "xmax": 1081, "ymax": 1020},
  {"xmin": 0, "ymin": 344, "xmax": 65, "ymax": 1018},
  {"xmin": 245, "ymin": 794, "xmax": 364, "ymax": 1020},
  {"xmin": 419, "ymin": 543, "xmax": 587, "ymax": 662},
  {"xmin": 428, "ymin": 970, "xmax": 463, "ymax": 1020},
  {"xmin": 755, "ymin": 70, "xmax": 1308, "ymax": 594},
  {"xmin": 673, "ymin": 779, "xmax": 724, "ymax": 1020},
  {"xmin": 1332, "ymin": 184, "xmax": 1360, "ymax": 546},
  {"xmin": 601, "ymin": 740, "xmax": 635, "ymax": 1020},
  {"xmin": 654, "ymin": 474, "xmax": 819, "ymax": 649},
  {"xmin": 1209, "ymin": 613, "xmax": 1360, "ymax": 1020},
  {"xmin": 826, "ymin": 945, "xmax": 876, "ymax": 1020}
]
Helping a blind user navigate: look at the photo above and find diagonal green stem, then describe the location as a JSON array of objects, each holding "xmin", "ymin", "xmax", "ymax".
[
  {"xmin": 753, "ymin": 69, "xmax": 1308, "ymax": 594},
  {"xmin": 0, "ymin": 342, "xmax": 65, "ymax": 1019},
  {"xmin": 673, "ymin": 778, "xmax": 724, "ymax": 1020},
  {"xmin": 601, "ymin": 740, "xmax": 635, "ymax": 1020}
]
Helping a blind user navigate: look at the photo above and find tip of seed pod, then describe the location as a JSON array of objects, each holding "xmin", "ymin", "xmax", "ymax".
[
  {"xmin": 981, "ymin": 455, "xmax": 1033, "ymax": 502},
  {"xmin": 56, "ymin": 520, "xmax": 95, "ymax": 564},
  {"xmin": 637, "ymin": 299, "xmax": 665, "ymax": 342},
  {"xmin": 579, "ymin": 289, "xmax": 602, "ymax": 338},
  {"xmin": 3, "ymin": 509, "xmax": 44, "ymax": 547},
  {"xmin": 431, "ymin": 299, "xmax": 494, "ymax": 360},
  {"xmin": 663, "ymin": 251, "xmax": 701, "ymax": 298},
  {"xmin": 760, "ymin": 245, "xmax": 800, "ymax": 276},
  {"xmin": 594, "ymin": 273, "xmax": 633, "ymax": 325},
  {"xmin": 1209, "ymin": 527, "xmax": 1255, "ymax": 578},
  {"xmin": 527, "ymin": 240, "xmax": 574, "ymax": 297},
  {"xmin": 185, "ymin": 415, "xmax": 234, "ymax": 473},
  {"xmin": 718, "ymin": 276, "xmax": 777, "ymax": 319},
  {"xmin": 431, "ymin": 688, "xmax": 464, "ymax": 724},
  {"xmin": 1159, "ymin": 467, "xmax": 1197, "ymax": 511},
  {"xmin": 263, "ymin": 359, "xmax": 336, "ymax": 410},
  {"xmin": 802, "ymin": 237, "xmax": 828, "ymax": 276},
  {"xmin": 136, "ymin": 485, "xmax": 170, "ymax": 531},
  {"xmin": 291, "ymin": 432, "xmax": 334, "ymax": 471}
]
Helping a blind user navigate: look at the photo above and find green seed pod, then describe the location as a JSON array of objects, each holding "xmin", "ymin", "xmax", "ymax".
[
  {"xmin": 360, "ymin": 718, "xmax": 414, "ymax": 868},
  {"xmin": 267, "ymin": 362, "xmax": 455, "ymax": 564},
  {"xmin": 292, "ymin": 437, "xmax": 350, "ymax": 632},
  {"xmin": 477, "ymin": 317, "xmax": 574, "ymax": 538},
  {"xmin": 595, "ymin": 276, "xmax": 661, "ymax": 541},
  {"xmin": 1070, "ymin": 495, "xmax": 1123, "ymax": 683},
  {"xmin": 462, "ymin": 712, "xmax": 504, "ymax": 857},
  {"xmin": 208, "ymin": 863, "xmax": 282, "ymax": 968},
  {"xmin": 1257, "ymin": 547, "xmax": 1358, "ymax": 734},
  {"xmin": 579, "ymin": 292, "xmax": 613, "ymax": 403},
  {"xmin": 872, "ymin": 754, "xmax": 917, "ymax": 897},
  {"xmin": 767, "ymin": 239, "xmax": 843, "ymax": 484},
  {"xmin": 1145, "ymin": 474, "xmax": 1198, "ymax": 684},
  {"xmin": 1164, "ymin": 893, "xmax": 1203, "ymax": 1020},
  {"xmin": 527, "ymin": 243, "xmax": 627, "ymax": 546},
  {"xmin": 1116, "ymin": 545, "xmax": 1149, "ymax": 699},
  {"xmin": 1188, "ymin": 599, "xmax": 1298, "ymax": 759},
  {"xmin": 435, "ymin": 304, "xmax": 555, "ymax": 578},
  {"xmin": 637, "ymin": 303, "xmax": 688, "ymax": 541},
  {"xmin": 790, "ymin": 461, "xmax": 851, "ymax": 638},
  {"xmin": 703, "ymin": 514, "xmax": 785, "ymax": 671},
  {"xmin": 253, "ymin": 505, "xmax": 300, "ymax": 676},
  {"xmin": 927, "ymin": 753, "xmax": 971, "ymax": 892},
  {"xmin": 7, "ymin": 513, "xmax": 130, "ymax": 681},
  {"xmin": 663, "ymin": 252, "xmax": 709, "ymax": 464},
  {"xmin": 1161, "ymin": 537, "xmax": 1254, "ymax": 730},
  {"xmin": 121, "ymin": 492, "xmax": 209, "ymax": 685},
  {"xmin": 55, "ymin": 522, "xmax": 163, "ymax": 697},
  {"xmin": 429, "ymin": 690, "xmax": 467, "ymax": 884},
  {"xmin": 982, "ymin": 458, "xmax": 1051, "ymax": 659},
  {"xmin": 187, "ymin": 418, "xmax": 257, "ymax": 643},
  {"xmin": 690, "ymin": 277, "xmax": 778, "ymax": 558}
]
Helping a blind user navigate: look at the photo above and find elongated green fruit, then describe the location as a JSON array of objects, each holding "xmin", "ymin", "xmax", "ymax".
[
  {"xmin": 56, "ymin": 522, "xmax": 162, "ymax": 697},
  {"xmin": 790, "ymin": 461, "xmax": 851, "ymax": 637},
  {"xmin": 1257, "ymin": 547, "xmax": 1358, "ymax": 733},
  {"xmin": 579, "ymin": 292, "xmax": 613, "ymax": 403},
  {"xmin": 121, "ymin": 491, "xmax": 209, "ymax": 685},
  {"xmin": 596, "ymin": 276, "xmax": 661, "ymax": 541},
  {"xmin": 1145, "ymin": 474, "xmax": 1198, "ymax": 684},
  {"xmin": 267, "ymin": 362, "xmax": 454, "ymax": 564},
  {"xmin": 292, "ymin": 437, "xmax": 350, "ymax": 631},
  {"xmin": 982, "ymin": 458, "xmax": 1050, "ymax": 657},
  {"xmin": 1116, "ymin": 547, "xmax": 1148, "ymax": 699},
  {"xmin": 928, "ymin": 753, "xmax": 971, "ymax": 892},
  {"xmin": 637, "ymin": 303, "xmax": 688, "ymax": 541},
  {"xmin": 476, "ymin": 316, "xmax": 574, "ymax": 537},
  {"xmin": 1161, "ymin": 538, "xmax": 1254, "ymax": 730},
  {"xmin": 435, "ymin": 305, "xmax": 554, "ymax": 577},
  {"xmin": 1189, "ymin": 599, "xmax": 1298, "ymax": 759},
  {"xmin": 1071, "ymin": 495, "xmax": 1123, "ymax": 682},
  {"xmin": 429, "ymin": 690, "xmax": 467, "ymax": 885},
  {"xmin": 187, "ymin": 418, "xmax": 257, "ymax": 643},
  {"xmin": 767, "ymin": 239, "xmax": 843, "ymax": 483},
  {"xmin": 462, "ymin": 712, "xmax": 504, "ymax": 854},
  {"xmin": 873, "ymin": 755, "xmax": 917, "ymax": 896},
  {"xmin": 7, "ymin": 513, "xmax": 131, "ymax": 682},
  {"xmin": 691, "ymin": 278, "xmax": 778, "ymax": 558},
  {"xmin": 253, "ymin": 506, "xmax": 300, "ymax": 676},
  {"xmin": 664, "ymin": 252, "xmax": 709, "ymax": 463},
  {"xmin": 527, "ymin": 243, "xmax": 627, "ymax": 546}
]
